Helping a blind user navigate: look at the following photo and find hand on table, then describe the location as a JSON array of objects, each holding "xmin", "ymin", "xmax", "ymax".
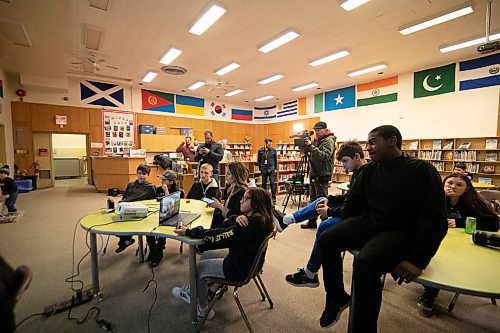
[
  {"xmin": 447, "ymin": 218, "xmax": 456, "ymax": 228},
  {"xmin": 391, "ymin": 260, "xmax": 422, "ymax": 285},
  {"xmin": 235, "ymin": 215, "xmax": 249, "ymax": 227},
  {"xmin": 207, "ymin": 197, "xmax": 223, "ymax": 210},
  {"xmin": 174, "ymin": 224, "xmax": 187, "ymax": 236}
]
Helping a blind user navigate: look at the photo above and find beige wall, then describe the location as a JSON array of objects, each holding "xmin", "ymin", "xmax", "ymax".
[{"xmin": 0, "ymin": 69, "xmax": 14, "ymax": 168}]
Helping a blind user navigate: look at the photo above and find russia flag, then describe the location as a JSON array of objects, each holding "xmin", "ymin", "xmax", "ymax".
[
  {"xmin": 231, "ymin": 108, "xmax": 252, "ymax": 121},
  {"xmin": 459, "ymin": 53, "xmax": 500, "ymax": 91}
]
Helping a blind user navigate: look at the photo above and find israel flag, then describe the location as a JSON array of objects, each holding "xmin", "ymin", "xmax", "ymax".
[
  {"xmin": 254, "ymin": 105, "xmax": 277, "ymax": 120},
  {"xmin": 459, "ymin": 53, "xmax": 500, "ymax": 91}
]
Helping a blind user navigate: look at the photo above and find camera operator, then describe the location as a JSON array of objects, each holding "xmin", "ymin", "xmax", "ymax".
[
  {"xmin": 194, "ymin": 130, "xmax": 224, "ymax": 182},
  {"xmin": 301, "ymin": 121, "xmax": 336, "ymax": 229}
]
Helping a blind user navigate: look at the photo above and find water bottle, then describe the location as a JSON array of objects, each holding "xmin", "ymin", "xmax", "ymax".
[
  {"xmin": 107, "ymin": 198, "xmax": 115, "ymax": 211},
  {"xmin": 465, "ymin": 217, "xmax": 477, "ymax": 234}
]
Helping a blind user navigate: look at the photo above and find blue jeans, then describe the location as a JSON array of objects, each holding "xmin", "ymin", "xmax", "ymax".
[
  {"xmin": 5, "ymin": 191, "xmax": 18, "ymax": 212},
  {"xmin": 306, "ymin": 216, "xmax": 342, "ymax": 274},
  {"xmin": 291, "ymin": 197, "xmax": 326, "ymax": 222}
]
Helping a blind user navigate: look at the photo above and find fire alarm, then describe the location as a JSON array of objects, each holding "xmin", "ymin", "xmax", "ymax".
[{"xmin": 16, "ymin": 89, "xmax": 27, "ymax": 101}]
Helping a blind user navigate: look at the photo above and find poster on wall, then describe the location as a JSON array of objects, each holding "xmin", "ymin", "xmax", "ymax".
[{"xmin": 102, "ymin": 110, "xmax": 135, "ymax": 155}]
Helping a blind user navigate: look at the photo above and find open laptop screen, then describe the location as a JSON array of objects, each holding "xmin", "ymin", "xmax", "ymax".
[{"xmin": 159, "ymin": 191, "xmax": 181, "ymax": 224}]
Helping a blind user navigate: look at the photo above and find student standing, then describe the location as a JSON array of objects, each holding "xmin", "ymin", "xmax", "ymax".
[
  {"xmin": 318, "ymin": 125, "xmax": 447, "ymax": 332},
  {"xmin": 257, "ymin": 138, "xmax": 278, "ymax": 205},
  {"xmin": 194, "ymin": 131, "xmax": 224, "ymax": 182},
  {"xmin": 176, "ymin": 136, "xmax": 196, "ymax": 162}
]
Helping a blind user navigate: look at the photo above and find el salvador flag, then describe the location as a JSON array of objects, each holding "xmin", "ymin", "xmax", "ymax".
[
  {"xmin": 324, "ymin": 85, "xmax": 355, "ymax": 111},
  {"xmin": 459, "ymin": 53, "xmax": 500, "ymax": 91}
]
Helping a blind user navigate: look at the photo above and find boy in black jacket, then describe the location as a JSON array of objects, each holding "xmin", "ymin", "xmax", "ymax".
[
  {"xmin": 0, "ymin": 167, "xmax": 18, "ymax": 214},
  {"xmin": 186, "ymin": 163, "xmax": 221, "ymax": 200},
  {"xmin": 115, "ymin": 164, "xmax": 156, "ymax": 253}
]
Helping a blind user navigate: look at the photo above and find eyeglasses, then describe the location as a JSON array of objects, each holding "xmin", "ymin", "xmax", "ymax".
[{"xmin": 242, "ymin": 196, "xmax": 252, "ymax": 202}]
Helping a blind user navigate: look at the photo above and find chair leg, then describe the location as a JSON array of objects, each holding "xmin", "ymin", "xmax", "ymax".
[
  {"xmin": 233, "ymin": 287, "xmax": 254, "ymax": 333},
  {"xmin": 491, "ymin": 298, "xmax": 497, "ymax": 305},
  {"xmin": 448, "ymin": 292, "xmax": 460, "ymax": 311},
  {"xmin": 255, "ymin": 274, "xmax": 274, "ymax": 309},
  {"xmin": 197, "ymin": 285, "xmax": 223, "ymax": 330},
  {"xmin": 179, "ymin": 242, "xmax": 184, "ymax": 254},
  {"xmin": 253, "ymin": 277, "xmax": 266, "ymax": 301}
]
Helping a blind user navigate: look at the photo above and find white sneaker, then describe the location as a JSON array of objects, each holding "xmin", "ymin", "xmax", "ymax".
[
  {"xmin": 172, "ymin": 285, "xmax": 191, "ymax": 304},
  {"xmin": 197, "ymin": 305, "xmax": 215, "ymax": 320}
]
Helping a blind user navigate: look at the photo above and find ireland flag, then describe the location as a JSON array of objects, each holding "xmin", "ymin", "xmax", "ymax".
[
  {"xmin": 357, "ymin": 76, "xmax": 398, "ymax": 107},
  {"xmin": 414, "ymin": 63, "xmax": 456, "ymax": 98}
]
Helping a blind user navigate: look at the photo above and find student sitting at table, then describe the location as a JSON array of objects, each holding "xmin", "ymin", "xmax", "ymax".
[
  {"xmin": 453, "ymin": 162, "xmax": 473, "ymax": 180},
  {"xmin": 146, "ymin": 170, "xmax": 184, "ymax": 268},
  {"xmin": 207, "ymin": 161, "xmax": 249, "ymax": 228},
  {"xmin": 186, "ymin": 163, "xmax": 221, "ymax": 201},
  {"xmin": 417, "ymin": 172, "xmax": 499, "ymax": 315},
  {"xmin": 171, "ymin": 187, "xmax": 274, "ymax": 320},
  {"xmin": 115, "ymin": 164, "xmax": 157, "ymax": 253}
]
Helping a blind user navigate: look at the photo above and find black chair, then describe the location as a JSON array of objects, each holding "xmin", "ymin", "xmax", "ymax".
[{"xmin": 198, "ymin": 233, "xmax": 275, "ymax": 332}]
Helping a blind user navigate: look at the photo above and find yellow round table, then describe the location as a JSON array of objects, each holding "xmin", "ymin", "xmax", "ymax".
[{"xmin": 80, "ymin": 199, "xmax": 214, "ymax": 327}]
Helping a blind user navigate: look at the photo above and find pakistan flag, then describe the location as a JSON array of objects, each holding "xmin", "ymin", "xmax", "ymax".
[{"xmin": 414, "ymin": 63, "xmax": 456, "ymax": 98}]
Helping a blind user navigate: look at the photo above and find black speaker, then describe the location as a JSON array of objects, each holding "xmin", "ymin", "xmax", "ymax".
[{"xmin": 472, "ymin": 230, "xmax": 500, "ymax": 248}]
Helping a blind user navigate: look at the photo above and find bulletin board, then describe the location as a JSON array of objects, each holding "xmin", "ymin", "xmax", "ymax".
[{"xmin": 102, "ymin": 110, "xmax": 135, "ymax": 155}]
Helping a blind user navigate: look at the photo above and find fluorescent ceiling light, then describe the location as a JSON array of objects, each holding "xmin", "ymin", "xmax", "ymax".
[
  {"xmin": 340, "ymin": 0, "xmax": 370, "ymax": 11},
  {"xmin": 159, "ymin": 47, "xmax": 182, "ymax": 65},
  {"xmin": 347, "ymin": 63, "xmax": 387, "ymax": 77},
  {"xmin": 214, "ymin": 62, "xmax": 241, "ymax": 76},
  {"xmin": 399, "ymin": 3, "xmax": 473, "ymax": 35},
  {"xmin": 258, "ymin": 30, "xmax": 300, "ymax": 53},
  {"xmin": 189, "ymin": 4, "xmax": 227, "ymax": 35},
  {"xmin": 142, "ymin": 71, "xmax": 158, "ymax": 82},
  {"xmin": 309, "ymin": 50, "xmax": 350, "ymax": 67},
  {"xmin": 258, "ymin": 74, "xmax": 284, "ymax": 85},
  {"xmin": 255, "ymin": 95, "xmax": 274, "ymax": 102},
  {"xmin": 292, "ymin": 82, "xmax": 319, "ymax": 92},
  {"xmin": 225, "ymin": 89, "xmax": 244, "ymax": 97},
  {"xmin": 187, "ymin": 80, "xmax": 206, "ymax": 90},
  {"xmin": 440, "ymin": 32, "xmax": 500, "ymax": 53}
]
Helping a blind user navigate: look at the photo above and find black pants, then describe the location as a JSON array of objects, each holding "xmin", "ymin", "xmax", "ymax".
[
  {"xmin": 261, "ymin": 171, "xmax": 276, "ymax": 199},
  {"xmin": 146, "ymin": 236, "xmax": 166, "ymax": 249},
  {"xmin": 319, "ymin": 216, "xmax": 413, "ymax": 333},
  {"xmin": 308, "ymin": 176, "xmax": 329, "ymax": 224}
]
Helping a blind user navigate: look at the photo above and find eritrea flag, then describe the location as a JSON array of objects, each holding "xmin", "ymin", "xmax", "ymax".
[{"xmin": 141, "ymin": 89, "xmax": 174, "ymax": 112}]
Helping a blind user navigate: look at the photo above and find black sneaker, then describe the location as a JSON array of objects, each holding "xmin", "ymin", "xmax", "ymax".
[
  {"xmin": 272, "ymin": 209, "xmax": 288, "ymax": 232},
  {"xmin": 319, "ymin": 297, "xmax": 350, "ymax": 328},
  {"xmin": 149, "ymin": 250, "xmax": 163, "ymax": 268},
  {"xmin": 418, "ymin": 291, "xmax": 436, "ymax": 312},
  {"xmin": 115, "ymin": 237, "xmax": 135, "ymax": 253},
  {"xmin": 301, "ymin": 221, "xmax": 317, "ymax": 229},
  {"xmin": 285, "ymin": 268, "xmax": 319, "ymax": 288}
]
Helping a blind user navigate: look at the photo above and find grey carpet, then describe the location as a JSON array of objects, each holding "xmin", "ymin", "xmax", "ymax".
[{"xmin": 1, "ymin": 180, "xmax": 499, "ymax": 333}]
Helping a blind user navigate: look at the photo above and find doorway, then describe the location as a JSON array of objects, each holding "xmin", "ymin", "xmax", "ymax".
[{"xmin": 52, "ymin": 133, "xmax": 88, "ymax": 187}]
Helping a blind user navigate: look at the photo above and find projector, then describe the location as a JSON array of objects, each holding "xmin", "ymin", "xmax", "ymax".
[
  {"xmin": 117, "ymin": 202, "xmax": 149, "ymax": 219},
  {"xmin": 477, "ymin": 40, "xmax": 500, "ymax": 54}
]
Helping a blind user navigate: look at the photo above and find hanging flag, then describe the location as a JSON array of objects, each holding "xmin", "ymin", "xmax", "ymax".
[
  {"xmin": 205, "ymin": 101, "xmax": 230, "ymax": 119},
  {"xmin": 231, "ymin": 108, "xmax": 252, "ymax": 121},
  {"xmin": 414, "ymin": 63, "xmax": 455, "ymax": 98},
  {"xmin": 459, "ymin": 53, "xmax": 500, "ymax": 91},
  {"xmin": 175, "ymin": 95, "xmax": 204, "ymax": 116},
  {"xmin": 0, "ymin": 79, "xmax": 3, "ymax": 98},
  {"xmin": 277, "ymin": 100, "xmax": 298, "ymax": 118},
  {"xmin": 324, "ymin": 86, "xmax": 355, "ymax": 111},
  {"xmin": 80, "ymin": 80, "xmax": 124, "ymax": 107},
  {"xmin": 314, "ymin": 93, "xmax": 323, "ymax": 113},
  {"xmin": 298, "ymin": 97, "xmax": 306, "ymax": 115},
  {"xmin": 254, "ymin": 105, "xmax": 277, "ymax": 120},
  {"xmin": 141, "ymin": 89, "xmax": 174, "ymax": 112},
  {"xmin": 357, "ymin": 76, "xmax": 398, "ymax": 107}
]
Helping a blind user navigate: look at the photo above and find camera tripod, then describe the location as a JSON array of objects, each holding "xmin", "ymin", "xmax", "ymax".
[{"xmin": 281, "ymin": 153, "xmax": 310, "ymax": 214}]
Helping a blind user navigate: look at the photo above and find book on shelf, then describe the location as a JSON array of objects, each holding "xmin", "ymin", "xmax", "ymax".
[
  {"xmin": 443, "ymin": 151, "xmax": 453, "ymax": 160},
  {"xmin": 432, "ymin": 140, "xmax": 441, "ymax": 149},
  {"xmin": 458, "ymin": 142, "xmax": 471, "ymax": 149},
  {"xmin": 485, "ymin": 152, "xmax": 498, "ymax": 162},
  {"xmin": 485, "ymin": 138, "xmax": 498, "ymax": 149},
  {"xmin": 408, "ymin": 140, "xmax": 419, "ymax": 149},
  {"xmin": 482, "ymin": 165, "xmax": 495, "ymax": 174},
  {"xmin": 443, "ymin": 140, "xmax": 453, "ymax": 149},
  {"xmin": 478, "ymin": 177, "xmax": 492, "ymax": 185}
]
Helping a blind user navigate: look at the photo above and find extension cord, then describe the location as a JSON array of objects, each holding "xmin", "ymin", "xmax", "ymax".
[{"xmin": 43, "ymin": 289, "xmax": 93, "ymax": 316}]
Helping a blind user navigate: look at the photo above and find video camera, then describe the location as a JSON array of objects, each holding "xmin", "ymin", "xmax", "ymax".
[{"xmin": 290, "ymin": 130, "xmax": 314, "ymax": 151}]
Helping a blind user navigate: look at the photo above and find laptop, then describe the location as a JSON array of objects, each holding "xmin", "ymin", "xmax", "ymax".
[{"xmin": 159, "ymin": 191, "xmax": 200, "ymax": 227}]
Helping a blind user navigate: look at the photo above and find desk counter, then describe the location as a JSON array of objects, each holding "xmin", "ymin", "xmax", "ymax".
[{"xmin": 91, "ymin": 157, "xmax": 146, "ymax": 192}]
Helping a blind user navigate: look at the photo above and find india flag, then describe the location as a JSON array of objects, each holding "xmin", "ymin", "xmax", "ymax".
[{"xmin": 356, "ymin": 76, "xmax": 398, "ymax": 107}]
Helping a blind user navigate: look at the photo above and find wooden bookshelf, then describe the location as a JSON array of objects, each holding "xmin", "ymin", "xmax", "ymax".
[{"xmin": 334, "ymin": 137, "xmax": 500, "ymax": 186}]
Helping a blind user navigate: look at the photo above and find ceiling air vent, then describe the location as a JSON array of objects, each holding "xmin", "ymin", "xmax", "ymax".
[{"xmin": 161, "ymin": 66, "xmax": 187, "ymax": 76}]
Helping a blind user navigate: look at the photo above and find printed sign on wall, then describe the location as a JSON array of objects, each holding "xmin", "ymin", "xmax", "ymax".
[{"xmin": 102, "ymin": 110, "xmax": 135, "ymax": 155}]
